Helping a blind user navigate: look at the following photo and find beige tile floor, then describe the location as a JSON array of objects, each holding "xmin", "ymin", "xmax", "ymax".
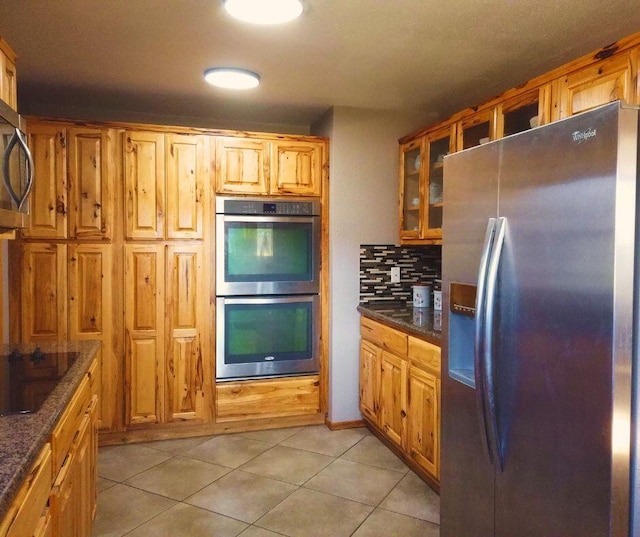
[{"xmin": 92, "ymin": 425, "xmax": 440, "ymax": 537}]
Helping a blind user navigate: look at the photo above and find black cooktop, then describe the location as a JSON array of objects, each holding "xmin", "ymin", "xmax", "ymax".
[{"xmin": 0, "ymin": 348, "xmax": 79, "ymax": 416}]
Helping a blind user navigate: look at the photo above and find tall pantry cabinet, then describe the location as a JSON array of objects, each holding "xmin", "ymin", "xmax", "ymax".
[
  {"xmin": 11, "ymin": 123, "xmax": 213, "ymax": 433},
  {"xmin": 11, "ymin": 124, "xmax": 117, "ymax": 431},
  {"xmin": 123, "ymin": 131, "xmax": 212, "ymax": 428}
]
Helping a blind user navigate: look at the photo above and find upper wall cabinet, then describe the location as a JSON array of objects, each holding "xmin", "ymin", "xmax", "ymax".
[
  {"xmin": 68, "ymin": 128, "xmax": 115, "ymax": 240},
  {"xmin": 215, "ymin": 136, "xmax": 325, "ymax": 197},
  {"xmin": 556, "ymin": 50, "xmax": 638, "ymax": 120},
  {"xmin": 269, "ymin": 140, "xmax": 323, "ymax": 196},
  {"xmin": 399, "ymin": 125, "xmax": 454, "ymax": 245},
  {"xmin": 456, "ymin": 108, "xmax": 494, "ymax": 151},
  {"xmin": 24, "ymin": 123, "xmax": 116, "ymax": 240},
  {"xmin": 495, "ymin": 85, "xmax": 552, "ymax": 138},
  {"xmin": 24, "ymin": 125, "xmax": 68, "ymax": 239},
  {"xmin": 398, "ymin": 32, "xmax": 640, "ymax": 245},
  {"xmin": 0, "ymin": 37, "xmax": 17, "ymax": 110},
  {"xmin": 124, "ymin": 131, "xmax": 166, "ymax": 240},
  {"xmin": 124, "ymin": 131, "xmax": 208, "ymax": 240},
  {"xmin": 215, "ymin": 137, "xmax": 269, "ymax": 195}
]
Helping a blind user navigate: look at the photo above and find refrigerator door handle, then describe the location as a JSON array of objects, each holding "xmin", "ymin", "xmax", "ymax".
[
  {"xmin": 484, "ymin": 216, "xmax": 507, "ymax": 471},
  {"xmin": 474, "ymin": 217, "xmax": 497, "ymax": 465}
]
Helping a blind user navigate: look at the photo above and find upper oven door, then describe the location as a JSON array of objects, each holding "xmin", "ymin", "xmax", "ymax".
[{"xmin": 216, "ymin": 213, "xmax": 321, "ymax": 296}]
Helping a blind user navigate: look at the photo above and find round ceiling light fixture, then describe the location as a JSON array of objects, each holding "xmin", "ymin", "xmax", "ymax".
[
  {"xmin": 223, "ymin": 0, "xmax": 303, "ymax": 25},
  {"xmin": 204, "ymin": 67, "xmax": 261, "ymax": 89}
]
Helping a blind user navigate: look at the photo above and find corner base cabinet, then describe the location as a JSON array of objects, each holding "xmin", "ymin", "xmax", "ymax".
[{"xmin": 359, "ymin": 316, "xmax": 441, "ymax": 488}]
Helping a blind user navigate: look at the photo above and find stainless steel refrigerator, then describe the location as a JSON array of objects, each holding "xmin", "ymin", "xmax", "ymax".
[{"xmin": 441, "ymin": 101, "xmax": 639, "ymax": 537}]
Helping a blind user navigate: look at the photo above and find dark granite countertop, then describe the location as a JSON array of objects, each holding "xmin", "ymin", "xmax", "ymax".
[
  {"xmin": 358, "ymin": 301, "xmax": 442, "ymax": 345},
  {"xmin": 0, "ymin": 340, "xmax": 100, "ymax": 521}
]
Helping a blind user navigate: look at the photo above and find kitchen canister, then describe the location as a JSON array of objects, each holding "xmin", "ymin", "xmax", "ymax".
[
  {"xmin": 433, "ymin": 290, "xmax": 442, "ymax": 311},
  {"xmin": 412, "ymin": 284, "xmax": 431, "ymax": 308}
]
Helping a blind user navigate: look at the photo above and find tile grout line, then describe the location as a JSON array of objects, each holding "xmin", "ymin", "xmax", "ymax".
[{"xmin": 96, "ymin": 426, "xmax": 436, "ymax": 536}]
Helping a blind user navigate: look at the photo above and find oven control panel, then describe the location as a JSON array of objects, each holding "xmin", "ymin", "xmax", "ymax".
[{"xmin": 217, "ymin": 197, "xmax": 320, "ymax": 216}]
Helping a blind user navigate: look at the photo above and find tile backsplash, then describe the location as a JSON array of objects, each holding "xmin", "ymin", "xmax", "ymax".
[{"xmin": 359, "ymin": 244, "xmax": 441, "ymax": 304}]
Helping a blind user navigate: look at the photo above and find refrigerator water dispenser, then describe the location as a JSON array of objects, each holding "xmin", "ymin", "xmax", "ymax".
[{"xmin": 448, "ymin": 282, "xmax": 477, "ymax": 388}]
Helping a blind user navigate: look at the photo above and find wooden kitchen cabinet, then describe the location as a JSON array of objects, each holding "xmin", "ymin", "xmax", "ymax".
[
  {"xmin": 379, "ymin": 350, "xmax": 407, "ymax": 447},
  {"xmin": 16, "ymin": 242, "xmax": 114, "ymax": 431},
  {"xmin": 556, "ymin": 50, "xmax": 637, "ymax": 120},
  {"xmin": 407, "ymin": 365, "xmax": 440, "ymax": 479},
  {"xmin": 67, "ymin": 127, "xmax": 115, "ymax": 240},
  {"xmin": 20, "ymin": 243, "xmax": 68, "ymax": 342},
  {"xmin": 0, "ymin": 37, "xmax": 17, "ymax": 110},
  {"xmin": 24, "ymin": 125, "xmax": 68, "ymax": 239},
  {"xmin": 125, "ymin": 131, "xmax": 208, "ymax": 240},
  {"xmin": 125, "ymin": 243, "xmax": 210, "ymax": 426},
  {"xmin": 68, "ymin": 244, "xmax": 114, "ymax": 430},
  {"xmin": 496, "ymin": 85, "xmax": 552, "ymax": 138},
  {"xmin": 124, "ymin": 244, "xmax": 165, "ymax": 426},
  {"xmin": 50, "ymin": 373, "xmax": 97, "ymax": 537},
  {"xmin": 0, "ymin": 444, "xmax": 51, "ymax": 537},
  {"xmin": 215, "ymin": 136, "xmax": 269, "ymax": 195},
  {"xmin": 359, "ymin": 339, "xmax": 380, "ymax": 423},
  {"xmin": 166, "ymin": 134, "xmax": 207, "ymax": 239},
  {"xmin": 0, "ymin": 369, "xmax": 97, "ymax": 537},
  {"xmin": 457, "ymin": 108, "xmax": 494, "ymax": 151},
  {"xmin": 215, "ymin": 135, "xmax": 325, "ymax": 197},
  {"xmin": 359, "ymin": 315, "xmax": 441, "ymax": 487},
  {"xmin": 399, "ymin": 125, "xmax": 454, "ymax": 245},
  {"xmin": 25, "ymin": 123, "xmax": 116, "ymax": 240},
  {"xmin": 216, "ymin": 376, "xmax": 320, "ymax": 422},
  {"xmin": 165, "ymin": 244, "xmax": 210, "ymax": 423},
  {"xmin": 399, "ymin": 137, "xmax": 422, "ymax": 241},
  {"xmin": 269, "ymin": 139, "xmax": 323, "ymax": 196},
  {"xmin": 124, "ymin": 131, "xmax": 166, "ymax": 240}
]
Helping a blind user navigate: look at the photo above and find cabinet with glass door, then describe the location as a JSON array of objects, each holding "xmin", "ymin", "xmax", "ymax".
[
  {"xmin": 495, "ymin": 85, "xmax": 551, "ymax": 138},
  {"xmin": 399, "ymin": 138, "xmax": 423, "ymax": 242},
  {"xmin": 399, "ymin": 125, "xmax": 454, "ymax": 245}
]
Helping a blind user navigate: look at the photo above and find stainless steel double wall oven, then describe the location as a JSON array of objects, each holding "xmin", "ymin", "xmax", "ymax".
[{"xmin": 215, "ymin": 197, "xmax": 321, "ymax": 381}]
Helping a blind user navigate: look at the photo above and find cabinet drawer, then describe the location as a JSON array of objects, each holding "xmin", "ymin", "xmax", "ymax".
[
  {"xmin": 408, "ymin": 336, "xmax": 441, "ymax": 374},
  {"xmin": 51, "ymin": 374, "xmax": 90, "ymax": 477},
  {"xmin": 360, "ymin": 317, "xmax": 407, "ymax": 356},
  {"xmin": 216, "ymin": 376, "xmax": 320, "ymax": 422},
  {"xmin": 0, "ymin": 444, "xmax": 52, "ymax": 537}
]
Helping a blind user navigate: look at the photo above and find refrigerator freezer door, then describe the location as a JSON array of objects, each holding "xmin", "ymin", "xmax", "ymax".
[
  {"xmin": 441, "ymin": 139, "xmax": 500, "ymax": 536},
  {"xmin": 493, "ymin": 103, "xmax": 635, "ymax": 536}
]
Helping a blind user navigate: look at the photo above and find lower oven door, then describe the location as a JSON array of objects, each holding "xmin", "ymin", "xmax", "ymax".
[{"xmin": 216, "ymin": 295, "xmax": 320, "ymax": 381}]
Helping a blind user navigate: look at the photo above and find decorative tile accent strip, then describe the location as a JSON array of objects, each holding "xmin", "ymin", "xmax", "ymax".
[{"xmin": 359, "ymin": 244, "xmax": 441, "ymax": 304}]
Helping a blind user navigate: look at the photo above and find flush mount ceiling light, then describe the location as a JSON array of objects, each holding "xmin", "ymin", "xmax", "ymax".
[
  {"xmin": 223, "ymin": 0, "xmax": 303, "ymax": 24},
  {"xmin": 204, "ymin": 67, "xmax": 261, "ymax": 89}
]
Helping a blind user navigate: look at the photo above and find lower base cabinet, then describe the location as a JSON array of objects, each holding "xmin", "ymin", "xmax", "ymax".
[
  {"xmin": 0, "ymin": 445, "xmax": 52, "ymax": 537},
  {"xmin": 0, "ymin": 360, "xmax": 98, "ymax": 537},
  {"xmin": 359, "ymin": 316, "xmax": 441, "ymax": 486}
]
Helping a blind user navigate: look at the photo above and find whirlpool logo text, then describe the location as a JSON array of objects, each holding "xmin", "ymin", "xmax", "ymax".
[{"xmin": 572, "ymin": 127, "xmax": 597, "ymax": 143}]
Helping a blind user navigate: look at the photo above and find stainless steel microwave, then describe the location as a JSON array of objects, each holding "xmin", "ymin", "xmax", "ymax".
[{"xmin": 0, "ymin": 99, "xmax": 33, "ymax": 229}]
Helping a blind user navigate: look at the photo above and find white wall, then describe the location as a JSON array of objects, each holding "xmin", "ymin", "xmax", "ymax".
[{"xmin": 312, "ymin": 106, "xmax": 428, "ymax": 423}]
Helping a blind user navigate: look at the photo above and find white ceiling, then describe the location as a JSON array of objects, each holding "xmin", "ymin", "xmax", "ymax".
[{"xmin": 1, "ymin": 0, "xmax": 639, "ymax": 131}]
